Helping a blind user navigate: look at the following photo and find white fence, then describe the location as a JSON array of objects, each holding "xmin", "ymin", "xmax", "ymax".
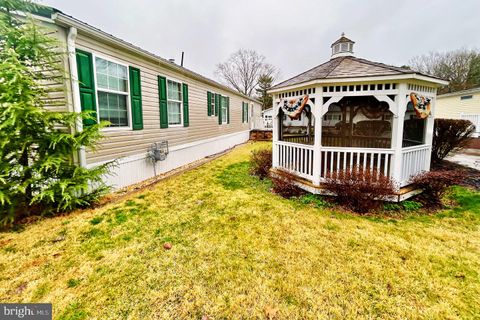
[
  {"xmin": 275, "ymin": 141, "xmax": 314, "ymax": 181},
  {"xmin": 400, "ymin": 144, "xmax": 430, "ymax": 185},
  {"xmin": 319, "ymin": 147, "xmax": 394, "ymax": 179},
  {"xmin": 460, "ymin": 113, "xmax": 480, "ymax": 138}
]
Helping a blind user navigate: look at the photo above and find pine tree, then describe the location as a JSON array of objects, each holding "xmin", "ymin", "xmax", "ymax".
[
  {"xmin": 0, "ymin": 0, "xmax": 112, "ymax": 225},
  {"xmin": 255, "ymin": 74, "xmax": 273, "ymax": 110}
]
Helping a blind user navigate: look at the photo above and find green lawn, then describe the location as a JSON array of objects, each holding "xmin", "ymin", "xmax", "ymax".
[{"xmin": 1, "ymin": 142, "xmax": 479, "ymax": 319}]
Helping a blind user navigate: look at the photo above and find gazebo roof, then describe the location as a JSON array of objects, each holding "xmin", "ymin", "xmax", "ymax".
[{"xmin": 271, "ymin": 56, "xmax": 443, "ymax": 90}]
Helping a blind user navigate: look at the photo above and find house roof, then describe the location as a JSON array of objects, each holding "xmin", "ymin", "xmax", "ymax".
[
  {"xmin": 271, "ymin": 55, "xmax": 446, "ymax": 90},
  {"xmin": 437, "ymin": 86, "xmax": 480, "ymax": 98},
  {"xmin": 24, "ymin": 4, "xmax": 260, "ymax": 103}
]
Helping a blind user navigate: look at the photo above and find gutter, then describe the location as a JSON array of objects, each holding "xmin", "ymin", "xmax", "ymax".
[{"xmin": 67, "ymin": 26, "xmax": 87, "ymax": 168}]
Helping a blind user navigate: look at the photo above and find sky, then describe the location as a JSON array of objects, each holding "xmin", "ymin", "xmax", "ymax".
[{"xmin": 41, "ymin": 0, "xmax": 480, "ymax": 84}]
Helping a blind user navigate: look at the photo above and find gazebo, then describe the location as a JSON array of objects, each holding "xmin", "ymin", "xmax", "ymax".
[{"xmin": 268, "ymin": 34, "xmax": 448, "ymax": 200}]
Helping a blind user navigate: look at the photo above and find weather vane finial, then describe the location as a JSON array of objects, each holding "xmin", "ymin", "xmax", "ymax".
[{"xmin": 341, "ymin": 32, "xmax": 345, "ymax": 37}]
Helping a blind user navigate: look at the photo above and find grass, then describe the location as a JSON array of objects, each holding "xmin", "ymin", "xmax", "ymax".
[{"xmin": 1, "ymin": 142, "xmax": 479, "ymax": 319}]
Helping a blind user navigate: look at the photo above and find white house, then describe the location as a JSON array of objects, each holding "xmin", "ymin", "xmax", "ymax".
[
  {"xmin": 268, "ymin": 34, "xmax": 448, "ymax": 200},
  {"xmin": 435, "ymin": 87, "xmax": 480, "ymax": 137}
]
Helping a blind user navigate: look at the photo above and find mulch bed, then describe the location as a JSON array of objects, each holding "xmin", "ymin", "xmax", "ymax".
[{"xmin": 433, "ymin": 160, "xmax": 480, "ymax": 190}]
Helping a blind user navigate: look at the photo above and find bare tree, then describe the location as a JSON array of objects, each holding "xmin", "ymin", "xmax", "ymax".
[
  {"xmin": 409, "ymin": 48, "xmax": 480, "ymax": 94},
  {"xmin": 215, "ymin": 49, "xmax": 278, "ymax": 97}
]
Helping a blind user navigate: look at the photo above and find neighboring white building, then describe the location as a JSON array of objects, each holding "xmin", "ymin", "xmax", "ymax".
[{"xmin": 436, "ymin": 87, "xmax": 480, "ymax": 137}]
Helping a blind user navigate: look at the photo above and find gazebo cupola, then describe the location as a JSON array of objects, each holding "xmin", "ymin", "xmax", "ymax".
[{"xmin": 331, "ymin": 33, "xmax": 354, "ymax": 58}]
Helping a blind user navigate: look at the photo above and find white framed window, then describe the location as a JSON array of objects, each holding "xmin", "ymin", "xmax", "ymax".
[
  {"xmin": 167, "ymin": 79, "xmax": 183, "ymax": 126},
  {"xmin": 243, "ymin": 102, "xmax": 249, "ymax": 123},
  {"xmin": 210, "ymin": 92, "xmax": 216, "ymax": 116},
  {"xmin": 221, "ymin": 96, "xmax": 228, "ymax": 124},
  {"xmin": 94, "ymin": 55, "xmax": 130, "ymax": 129}
]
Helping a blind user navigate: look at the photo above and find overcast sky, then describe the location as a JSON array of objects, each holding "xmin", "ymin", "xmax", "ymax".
[{"xmin": 41, "ymin": 0, "xmax": 480, "ymax": 84}]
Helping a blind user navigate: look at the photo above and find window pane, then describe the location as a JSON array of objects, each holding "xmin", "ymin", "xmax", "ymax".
[
  {"xmin": 95, "ymin": 57, "xmax": 128, "ymax": 93},
  {"xmin": 167, "ymin": 80, "xmax": 181, "ymax": 101},
  {"xmin": 95, "ymin": 58, "xmax": 108, "ymax": 74},
  {"xmin": 97, "ymin": 73, "xmax": 108, "ymax": 89},
  {"xmin": 98, "ymin": 91, "xmax": 128, "ymax": 127},
  {"xmin": 108, "ymin": 75, "xmax": 119, "ymax": 91},
  {"xmin": 167, "ymin": 101, "xmax": 181, "ymax": 125}
]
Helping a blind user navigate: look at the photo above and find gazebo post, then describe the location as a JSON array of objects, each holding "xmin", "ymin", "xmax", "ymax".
[
  {"xmin": 312, "ymin": 87, "xmax": 323, "ymax": 185},
  {"xmin": 272, "ymin": 95, "xmax": 280, "ymax": 168},
  {"xmin": 391, "ymin": 83, "xmax": 408, "ymax": 189},
  {"xmin": 424, "ymin": 97, "xmax": 436, "ymax": 170}
]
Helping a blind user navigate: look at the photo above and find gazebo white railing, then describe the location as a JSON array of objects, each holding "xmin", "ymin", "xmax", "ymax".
[
  {"xmin": 271, "ymin": 82, "xmax": 439, "ymax": 192},
  {"xmin": 275, "ymin": 141, "xmax": 314, "ymax": 181},
  {"xmin": 400, "ymin": 144, "xmax": 430, "ymax": 185}
]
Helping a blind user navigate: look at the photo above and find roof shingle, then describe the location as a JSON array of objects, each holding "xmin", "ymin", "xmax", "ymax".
[{"xmin": 271, "ymin": 56, "xmax": 431, "ymax": 90}]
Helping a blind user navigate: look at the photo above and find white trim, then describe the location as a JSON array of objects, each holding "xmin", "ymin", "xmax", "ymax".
[
  {"xmin": 268, "ymin": 74, "xmax": 448, "ymax": 94},
  {"xmin": 91, "ymin": 53, "xmax": 132, "ymax": 131}
]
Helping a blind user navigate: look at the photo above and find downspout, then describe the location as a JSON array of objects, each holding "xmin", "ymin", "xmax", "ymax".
[{"xmin": 66, "ymin": 26, "xmax": 87, "ymax": 168}]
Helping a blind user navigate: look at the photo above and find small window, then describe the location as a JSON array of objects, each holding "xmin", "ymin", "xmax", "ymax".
[
  {"xmin": 210, "ymin": 92, "xmax": 216, "ymax": 116},
  {"xmin": 341, "ymin": 43, "xmax": 348, "ymax": 51},
  {"xmin": 167, "ymin": 79, "xmax": 182, "ymax": 126},
  {"xmin": 95, "ymin": 57, "xmax": 129, "ymax": 128},
  {"xmin": 461, "ymin": 95, "xmax": 473, "ymax": 100},
  {"xmin": 243, "ymin": 103, "xmax": 249, "ymax": 123}
]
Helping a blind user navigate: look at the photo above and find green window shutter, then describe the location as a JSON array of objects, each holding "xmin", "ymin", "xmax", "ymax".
[
  {"xmin": 207, "ymin": 91, "xmax": 212, "ymax": 116},
  {"xmin": 218, "ymin": 95, "xmax": 223, "ymax": 125},
  {"xmin": 158, "ymin": 76, "xmax": 168, "ymax": 128},
  {"xmin": 75, "ymin": 49, "xmax": 97, "ymax": 127},
  {"xmin": 129, "ymin": 66, "xmax": 143, "ymax": 130},
  {"xmin": 242, "ymin": 102, "xmax": 245, "ymax": 123},
  {"xmin": 227, "ymin": 97, "xmax": 230, "ymax": 124},
  {"xmin": 246, "ymin": 102, "xmax": 249, "ymax": 122},
  {"xmin": 183, "ymin": 83, "xmax": 189, "ymax": 127}
]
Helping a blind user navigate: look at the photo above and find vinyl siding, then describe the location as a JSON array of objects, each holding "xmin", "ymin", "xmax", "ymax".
[
  {"xmin": 435, "ymin": 93, "xmax": 480, "ymax": 119},
  {"xmin": 74, "ymin": 32, "xmax": 258, "ymax": 164}
]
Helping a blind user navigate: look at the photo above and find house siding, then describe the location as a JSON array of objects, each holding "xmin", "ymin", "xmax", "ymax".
[
  {"xmin": 74, "ymin": 32, "xmax": 258, "ymax": 165},
  {"xmin": 435, "ymin": 92, "xmax": 480, "ymax": 119}
]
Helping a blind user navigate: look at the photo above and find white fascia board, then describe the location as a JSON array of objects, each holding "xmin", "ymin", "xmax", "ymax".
[{"xmin": 268, "ymin": 74, "xmax": 449, "ymax": 94}]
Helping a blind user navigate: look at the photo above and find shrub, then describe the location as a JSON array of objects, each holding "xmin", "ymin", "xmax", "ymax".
[
  {"xmin": 271, "ymin": 170, "xmax": 304, "ymax": 199},
  {"xmin": 249, "ymin": 148, "xmax": 272, "ymax": 179},
  {"xmin": 0, "ymin": 1, "xmax": 112, "ymax": 226},
  {"xmin": 410, "ymin": 170, "xmax": 465, "ymax": 207},
  {"xmin": 323, "ymin": 168, "xmax": 396, "ymax": 213},
  {"xmin": 432, "ymin": 119, "xmax": 474, "ymax": 164}
]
